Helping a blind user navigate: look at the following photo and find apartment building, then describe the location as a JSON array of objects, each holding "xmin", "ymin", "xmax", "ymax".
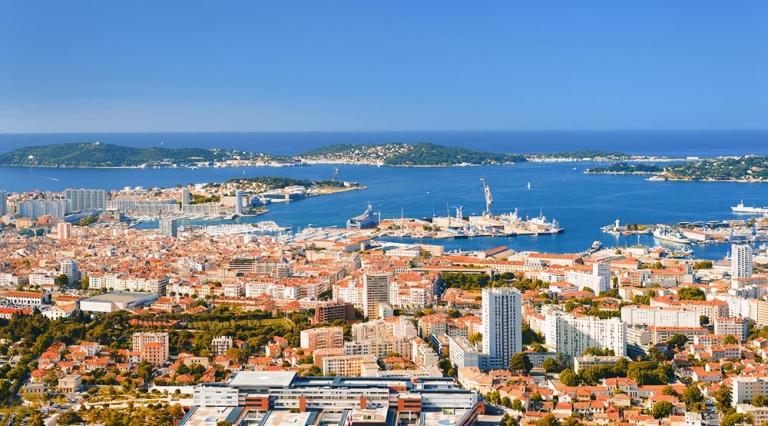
[
  {"xmin": 132, "ymin": 332, "xmax": 169, "ymax": 365},
  {"xmin": 300, "ymin": 327, "xmax": 344, "ymax": 351},
  {"xmin": 544, "ymin": 307, "xmax": 626, "ymax": 360}
]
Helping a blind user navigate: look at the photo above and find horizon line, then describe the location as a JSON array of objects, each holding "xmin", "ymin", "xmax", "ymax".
[{"xmin": 1, "ymin": 128, "xmax": 767, "ymax": 136}]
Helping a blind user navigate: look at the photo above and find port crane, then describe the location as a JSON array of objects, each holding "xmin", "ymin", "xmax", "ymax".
[
  {"xmin": 480, "ymin": 178, "xmax": 493, "ymax": 216},
  {"xmin": 331, "ymin": 167, "xmax": 340, "ymax": 182}
]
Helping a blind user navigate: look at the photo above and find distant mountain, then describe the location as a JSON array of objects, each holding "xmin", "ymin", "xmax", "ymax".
[
  {"xmin": 0, "ymin": 142, "xmax": 274, "ymax": 167},
  {"xmin": 299, "ymin": 143, "xmax": 526, "ymax": 166}
]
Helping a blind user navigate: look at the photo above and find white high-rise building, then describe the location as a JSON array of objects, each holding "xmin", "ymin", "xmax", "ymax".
[
  {"xmin": 59, "ymin": 260, "xmax": 80, "ymax": 285},
  {"xmin": 565, "ymin": 262, "xmax": 611, "ymax": 294},
  {"xmin": 159, "ymin": 217, "xmax": 179, "ymax": 237},
  {"xmin": 620, "ymin": 305, "xmax": 699, "ymax": 328},
  {"xmin": 0, "ymin": 191, "xmax": 7, "ymax": 216},
  {"xmin": 362, "ymin": 273, "xmax": 390, "ymax": 319},
  {"xmin": 235, "ymin": 190, "xmax": 244, "ymax": 215},
  {"xmin": 57, "ymin": 222, "xmax": 73, "ymax": 240},
  {"xmin": 481, "ymin": 287, "xmax": 522, "ymax": 370},
  {"xmin": 64, "ymin": 188, "xmax": 106, "ymax": 213},
  {"xmin": 181, "ymin": 188, "xmax": 190, "ymax": 207},
  {"xmin": 16, "ymin": 199, "xmax": 67, "ymax": 219},
  {"xmin": 544, "ymin": 307, "xmax": 626, "ymax": 361},
  {"xmin": 732, "ymin": 243, "xmax": 753, "ymax": 280}
]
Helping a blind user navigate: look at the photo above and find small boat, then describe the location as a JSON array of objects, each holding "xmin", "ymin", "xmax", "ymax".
[{"xmin": 586, "ymin": 240, "xmax": 602, "ymax": 254}]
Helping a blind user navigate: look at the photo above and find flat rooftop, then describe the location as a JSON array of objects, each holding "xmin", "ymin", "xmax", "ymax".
[
  {"xmin": 182, "ymin": 406, "xmax": 238, "ymax": 426},
  {"xmin": 261, "ymin": 410, "xmax": 315, "ymax": 426},
  {"xmin": 82, "ymin": 292, "xmax": 157, "ymax": 303},
  {"xmin": 229, "ymin": 371, "xmax": 297, "ymax": 388}
]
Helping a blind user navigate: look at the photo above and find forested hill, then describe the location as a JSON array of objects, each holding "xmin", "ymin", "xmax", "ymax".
[{"xmin": 299, "ymin": 143, "xmax": 527, "ymax": 166}]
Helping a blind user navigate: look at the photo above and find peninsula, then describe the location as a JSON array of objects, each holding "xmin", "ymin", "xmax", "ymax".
[
  {"xmin": 586, "ymin": 156, "xmax": 768, "ymax": 182},
  {"xmin": 0, "ymin": 142, "xmax": 294, "ymax": 168}
]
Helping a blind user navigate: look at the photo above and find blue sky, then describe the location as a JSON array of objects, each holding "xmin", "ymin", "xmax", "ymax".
[{"xmin": 1, "ymin": 1, "xmax": 767, "ymax": 132}]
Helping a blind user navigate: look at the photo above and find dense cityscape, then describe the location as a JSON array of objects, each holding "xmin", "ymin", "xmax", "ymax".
[
  {"xmin": 4, "ymin": 1, "xmax": 767, "ymax": 425},
  {"xmin": 0, "ymin": 181, "xmax": 767, "ymax": 426}
]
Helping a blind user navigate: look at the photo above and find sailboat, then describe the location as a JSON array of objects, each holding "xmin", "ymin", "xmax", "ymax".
[{"xmin": 527, "ymin": 182, "xmax": 531, "ymax": 191}]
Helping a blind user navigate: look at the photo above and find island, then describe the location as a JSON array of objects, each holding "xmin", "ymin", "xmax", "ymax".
[
  {"xmin": 586, "ymin": 156, "xmax": 768, "ymax": 182},
  {"xmin": 0, "ymin": 142, "xmax": 294, "ymax": 168},
  {"xmin": 297, "ymin": 143, "xmax": 526, "ymax": 166}
]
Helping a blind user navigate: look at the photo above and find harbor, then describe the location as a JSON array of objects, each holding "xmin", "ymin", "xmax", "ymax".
[
  {"xmin": 348, "ymin": 178, "xmax": 565, "ymax": 239},
  {"xmin": 601, "ymin": 207, "xmax": 768, "ymax": 248}
]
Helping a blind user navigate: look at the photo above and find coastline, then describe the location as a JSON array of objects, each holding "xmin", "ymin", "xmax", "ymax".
[{"xmin": 586, "ymin": 170, "xmax": 768, "ymax": 183}]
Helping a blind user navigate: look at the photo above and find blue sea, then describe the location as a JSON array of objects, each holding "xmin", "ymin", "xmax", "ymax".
[{"xmin": 1, "ymin": 130, "xmax": 768, "ymax": 259}]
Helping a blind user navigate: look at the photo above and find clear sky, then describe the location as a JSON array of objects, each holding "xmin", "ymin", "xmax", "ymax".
[{"xmin": 1, "ymin": 0, "xmax": 767, "ymax": 132}]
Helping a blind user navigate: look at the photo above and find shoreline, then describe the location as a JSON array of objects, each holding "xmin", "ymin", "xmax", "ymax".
[
  {"xmin": 586, "ymin": 171, "xmax": 768, "ymax": 183},
  {"xmin": 0, "ymin": 156, "xmax": 690, "ymax": 170}
]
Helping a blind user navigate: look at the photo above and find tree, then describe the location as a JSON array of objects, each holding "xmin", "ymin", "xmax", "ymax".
[
  {"xmin": 647, "ymin": 346, "xmax": 668, "ymax": 363},
  {"xmin": 661, "ymin": 385, "xmax": 679, "ymax": 397},
  {"xmin": 522, "ymin": 323, "xmax": 545, "ymax": 345},
  {"xmin": 633, "ymin": 295, "xmax": 651, "ymax": 305},
  {"xmin": 79, "ymin": 275, "xmax": 90, "ymax": 290},
  {"xmin": 681, "ymin": 385, "xmax": 704, "ymax": 411},
  {"xmin": 542, "ymin": 357, "xmax": 563, "ymax": 374},
  {"xmin": 714, "ymin": 384, "xmax": 733, "ymax": 413},
  {"xmin": 536, "ymin": 414, "xmax": 560, "ymax": 426},
  {"xmin": 721, "ymin": 413, "xmax": 754, "ymax": 426},
  {"xmin": 666, "ymin": 334, "xmax": 688, "ymax": 351},
  {"xmin": 57, "ymin": 411, "xmax": 83, "ymax": 425},
  {"xmin": 509, "ymin": 352, "xmax": 532, "ymax": 374},
  {"xmin": 559, "ymin": 368, "xmax": 579, "ymax": 386},
  {"xmin": 628, "ymin": 361, "xmax": 671, "ymax": 385},
  {"xmin": 581, "ymin": 347, "xmax": 615, "ymax": 356},
  {"xmin": 724, "ymin": 335, "xmax": 739, "ymax": 345},
  {"xmin": 678, "ymin": 286, "xmax": 705, "ymax": 301},
  {"xmin": 692, "ymin": 260, "xmax": 713, "ymax": 270},
  {"xmin": 54, "ymin": 274, "xmax": 69, "ymax": 289},
  {"xmin": 752, "ymin": 394, "xmax": 768, "ymax": 407},
  {"xmin": 500, "ymin": 414, "xmax": 518, "ymax": 426},
  {"xmin": 468, "ymin": 332, "xmax": 482, "ymax": 345},
  {"xmin": 699, "ymin": 315, "xmax": 709, "ymax": 326},
  {"xmin": 562, "ymin": 417, "xmax": 583, "ymax": 426},
  {"xmin": 511, "ymin": 399, "xmax": 524, "ymax": 411},
  {"xmin": 652, "ymin": 401, "xmax": 674, "ymax": 419}
]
